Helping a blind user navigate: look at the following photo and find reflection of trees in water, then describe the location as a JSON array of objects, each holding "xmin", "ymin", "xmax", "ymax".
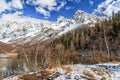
[
  {"xmin": 0, "ymin": 71, "xmax": 2, "ymax": 78},
  {"xmin": 0, "ymin": 58, "xmax": 14, "ymax": 78},
  {"xmin": 4, "ymin": 59, "xmax": 26, "ymax": 78},
  {"xmin": 3, "ymin": 54, "xmax": 40, "ymax": 78}
]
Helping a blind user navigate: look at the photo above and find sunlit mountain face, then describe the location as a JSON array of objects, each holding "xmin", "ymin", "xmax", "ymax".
[
  {"xmin": 0, "ymin": 0, "xmax": 119, "ymax": 43},
  {"xmin": 0, "ymin": 0, "xmax": 120, "ymax": 21}
]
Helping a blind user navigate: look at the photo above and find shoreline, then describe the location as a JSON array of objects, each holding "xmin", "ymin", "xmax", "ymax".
[{"xmin": 0, "ymin": 53, "xmax": 18, "ymax": 58}]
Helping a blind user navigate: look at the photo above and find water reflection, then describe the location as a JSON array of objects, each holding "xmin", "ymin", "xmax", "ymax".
[
  {"xmin": 0, "ymin": 55, "xmax": 37, "ymax": 78},
  {"xmin": 0, "ymin": 58, "xmax": 28, "ymax": 78},
  {"xmin": 0, "ymin": 58, "xmax": 14, "ymax": 78},
  {"xmin": 0, "ymin": 53, "xmax": 48, "ymax": 78}
]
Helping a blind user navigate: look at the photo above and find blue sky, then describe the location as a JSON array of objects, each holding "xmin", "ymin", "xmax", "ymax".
[
  {"xmin": 23, "ymin": 0, "xmax": 104, "ymax": 21},
  {"xmin": 0, "ymin": 0, "xmax": 120, "ymax": 21}
]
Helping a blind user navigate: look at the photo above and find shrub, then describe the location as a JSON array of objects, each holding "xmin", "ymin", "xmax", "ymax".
[{"xmin": 19, "ymin": 74, "xmax": 40, "ymax": 80}]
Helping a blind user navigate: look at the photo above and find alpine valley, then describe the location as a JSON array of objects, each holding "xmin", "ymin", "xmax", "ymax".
[{"xmin": 0, "ymin": 8, "xmax": 120, "ymax": 80}]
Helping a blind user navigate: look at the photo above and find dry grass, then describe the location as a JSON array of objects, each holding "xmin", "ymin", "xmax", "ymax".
[
  {"xmin": 101, "ymin": 76, "xmax": 106, "ymax": 80},
  {"xmin": 91, "ymin": 67, "xmax": 113, "ymax": 79},
  {"xmin": 49, "ymin": 72, "xmax": 61, "ymax": 79},
  {"xmin": 40, "ymin": 70, "xmax": 51, "ymax": 79},
  {"xmin": 19, "ymin": 74, "xmax": 40, "ymax": 80},
  {"xmin": 48, "ymin": 63, "xmax": 59, "ymax": 69},
  {"xmin": 82, "ymin": 70, "xmax": 96, "ymax": 80},
  {"xmin": 40, "ymin": 69, "xmax": 61, "ymax": 79},
  {"xmin": 83, "ymin": 70, "xmax": 95, "ymax": 78},
  {"xmin": 91, "ymin": 68, "xmax": 104, "ymax": 76},
  {"xmin": 19, "ymin": 69, "xmax": 61, "ymax": 80},
  {"xmin": 0, "ymin": 76, "xmax": 2, "ymax": 80},
  {"xmin": 81, "ymin": 75, "xmax": 96, "ymax": 80},
  {"xmin": 62, "ymin": 66, "xmax": 72, "ymax": 74}
]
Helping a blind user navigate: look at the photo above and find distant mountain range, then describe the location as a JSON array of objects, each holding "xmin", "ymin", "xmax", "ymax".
[{"xmin": 0, "ymin": 10, "xmax": 105, "ymax": 45}]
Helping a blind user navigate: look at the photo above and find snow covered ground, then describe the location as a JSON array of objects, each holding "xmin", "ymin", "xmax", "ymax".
[{"xmin": 3, "ymin": 63, "xmax": 120, "ymax": 80}]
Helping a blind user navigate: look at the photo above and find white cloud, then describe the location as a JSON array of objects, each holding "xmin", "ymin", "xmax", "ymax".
[
  {"xmin": 56, "ymin": 1, "xmax": 66, "ymax": 11},
  {"xmin": 0, "ymin": 11, "xmax": 24, "ymax": 23},
  {"xmin": 0, "ymin": 0, "xmax": 66, "ymax": 19},
  {"xmin": 0, "ymin": 11, "xmax": 46, "ymax": 23},
  {"xmin": 35, "ymin": 7, "xmax": 50, "ymax": 18},
  {"xmin": 26, "ymin": 0, "xmax": 57, "ymax": 10},
  {"xmin": 65, "ymin": 6, "xmax": 73, "ymax": 10},
  {"xmin": 0, "ymin": 0, "xmax": 23, "ymax": 14},
  {"xmin": 89, "ymin": 0, "xmax": 94, "ymax": 6},
  {"xmin": 94, "ymin": 0, "xmax": 120, "ymax": 16},
  {"xmin": 26, "ymin": 0, "xmax": 66, "ymax": 18},
  {"xmin": 10, "ymin": 0, "xmax": 23, "ymax": 9},
  {"xmin": 68, "ymin": 0, "xmax": 81, "ymax": 3},
  {"xmin": 0, "ymin": 0, "xmax": 11, "ymax": 13}
]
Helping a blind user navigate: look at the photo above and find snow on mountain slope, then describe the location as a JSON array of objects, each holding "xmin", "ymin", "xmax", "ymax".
[
  {"xmin": 0, "ymin": 10, "xmax": 104, "ymax": 44},
  {"xmin": 0, "ymin": 18, "xmax": 54, "ymax": 43},
  {"xmin": 72, "ymin": 10, "xmax": 100, "ymax": 26}
]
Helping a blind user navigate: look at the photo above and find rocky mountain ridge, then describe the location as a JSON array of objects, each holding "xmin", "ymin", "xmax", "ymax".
[{"xmin": 0, "ymin": 10, "xmax": 105, "ymax": 44}]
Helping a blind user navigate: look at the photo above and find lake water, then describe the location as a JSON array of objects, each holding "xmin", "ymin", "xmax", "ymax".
[
  {"xmin": 0, "ymin": 56, "xmax": 37, "ymax": 78},
  {"xmin": 0, "ymin": 58, "xmax": 14, "ymax": 78}
]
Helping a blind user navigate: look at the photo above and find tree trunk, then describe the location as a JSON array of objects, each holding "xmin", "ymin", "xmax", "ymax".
[
  {"xmin": 35, "ymin": 45, "xmax": 39, "ymax": 70},
  {"xmin": 103, "ymin": 25, "xmax": 110, "ymax": 58}
]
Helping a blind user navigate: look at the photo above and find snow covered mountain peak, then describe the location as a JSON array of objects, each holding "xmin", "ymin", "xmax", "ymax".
[
  {"xmin": 72, "ymin": 10, "xmax": 100, "ymax": 25},
  {"xmin": 74, "ymin": 10, "xmax": 86, "ymax": 15},
  {"xmin": 0, "ymin": 10, "xmax": 104, "ymax": 44}
]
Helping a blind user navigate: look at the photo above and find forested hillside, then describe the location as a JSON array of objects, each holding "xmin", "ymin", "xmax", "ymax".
[{"xmin": 17, "ymin": 12, "xmax": 120, "ymax": 69}]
